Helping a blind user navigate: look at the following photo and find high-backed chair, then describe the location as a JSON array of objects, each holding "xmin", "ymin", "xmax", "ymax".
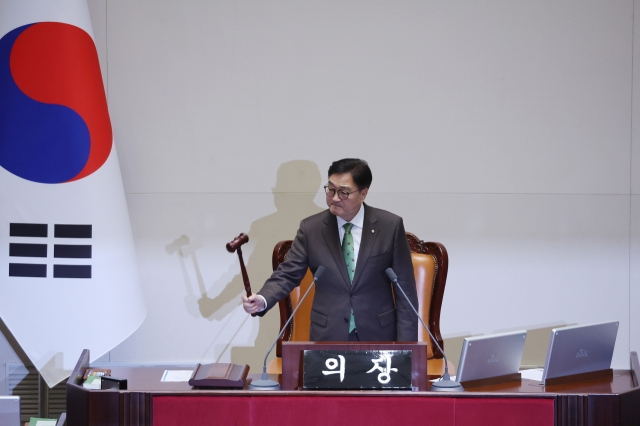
[{"xmin": 266, "ymin": 233, "xmax": 450, "ymax": 379}]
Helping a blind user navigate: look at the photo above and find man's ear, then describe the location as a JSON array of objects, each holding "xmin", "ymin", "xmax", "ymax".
[{"xmin": 361, "ymin": 187, "xmax": 369, "ymax": 200}]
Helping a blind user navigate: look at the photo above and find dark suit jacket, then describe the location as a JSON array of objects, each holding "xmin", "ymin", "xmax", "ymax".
[{"xmin": 258, "ymin": 204, "xmax": 419, "ymax": 342}]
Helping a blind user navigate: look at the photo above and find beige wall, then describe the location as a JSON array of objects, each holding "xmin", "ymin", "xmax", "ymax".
[{"xmin": 82, "ymin": 0, "xmax": 638, "ymax": 371}]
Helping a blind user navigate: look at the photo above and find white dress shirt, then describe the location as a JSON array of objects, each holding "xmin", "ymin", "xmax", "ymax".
[{"xmin": 336, "ymin": 204, "xmax": 365, "ymax": 267}]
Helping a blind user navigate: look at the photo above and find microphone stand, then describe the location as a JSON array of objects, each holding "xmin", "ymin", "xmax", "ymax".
[
  {"xmin": 248, "ymin": 266, "xmax": 326, "ymax": 391},
  {"xmin": 386, "ymin": 268, "xmax": 464, "ymax": 392}
]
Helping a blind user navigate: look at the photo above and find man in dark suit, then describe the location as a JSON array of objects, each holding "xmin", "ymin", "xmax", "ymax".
[{"xmin": 242, "ymin": 159, "xmax": 418, "ymax": 342}]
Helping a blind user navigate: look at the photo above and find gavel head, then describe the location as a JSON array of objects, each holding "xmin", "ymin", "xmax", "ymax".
[{"xmin": 226, "ymin": 233, "xmax": 249, "ymax": 252}]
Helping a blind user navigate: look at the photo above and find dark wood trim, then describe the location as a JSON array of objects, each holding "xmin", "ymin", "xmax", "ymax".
[
  {"xmin": 620, "ymin": 386, "xmax": 640, "ymax": 426},
  {"xmin": 66, "ymin": 349, "xmax": 90, "ymax": 426},
  {"xmin": 64, "ymin": 352, "xmax": 640, "ymax": 426},
  {"xmin": 461, "ymin": 373, "xmax": 522, "ymax": 389},
  {"xmin": 544, "ymin": 369, "xmax": 613, "ymax": 386},
  {"xmin": 68, "ymin": 349, "xmax": 90, "ymax": 386},
  {"xmin": 631, "ymin": 351, "xmax": 639, "ymax": 388},
  {"xmin": 272, "ymin": 240, "xmax": 293, "ymax": 357},
  {"xmin": 121, "ymin": 392, "xmax": 152, "ymax": 426},
  {"xmin": 555, "ymin": 394, "xmax": 588, "ymax": 426},
  {"xmin": 405, "ymin": 234, "xmax": 447, "ymax": 358}
]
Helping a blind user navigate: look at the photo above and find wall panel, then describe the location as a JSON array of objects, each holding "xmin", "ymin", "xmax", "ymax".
[
  {"xmin": 87, "ymin": 0, "xmax": 640, "ymax": 371},
  {"xmin": 368, "ymin": 192, "xmax": 631, "ymax": 367},
  {"xmin": 107, "ymin": 0, "xmax": 632, "ymax": 195},
  {"xmin": 111, "ymin": 174, "xmax": 325, "ymax": 368}
]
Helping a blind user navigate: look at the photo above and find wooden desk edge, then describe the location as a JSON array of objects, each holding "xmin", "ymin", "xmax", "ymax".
[{"xmin": 631, "ymin": 351, "xmax": 639, "ymax": 388}]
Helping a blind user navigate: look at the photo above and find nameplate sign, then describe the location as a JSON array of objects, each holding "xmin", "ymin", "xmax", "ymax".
[{"xmin": 302, "ymin": 350, "xmax": 412, "ymax": 390}]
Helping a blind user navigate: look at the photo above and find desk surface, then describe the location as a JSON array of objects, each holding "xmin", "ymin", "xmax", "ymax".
[
  {"xmin": 67, "ymin": 351, "xmax": 640, "ymax": 426},
  {"xmin": 91, "ymin": 364, "xmax": 636, "ymax": 396}
]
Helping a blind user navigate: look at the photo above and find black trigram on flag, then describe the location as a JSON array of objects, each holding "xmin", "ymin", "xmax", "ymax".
[{"xmin": 9, "ymin": 223, "xmax": 92, "ymax": 278}]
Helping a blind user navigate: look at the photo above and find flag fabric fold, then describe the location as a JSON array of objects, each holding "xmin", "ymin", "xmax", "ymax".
[{"xmin": 0, "ymin": 0, "xmax": 146, "ymax": 387}]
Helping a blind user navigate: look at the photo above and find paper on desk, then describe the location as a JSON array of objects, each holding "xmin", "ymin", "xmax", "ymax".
[
  {"xmin": 430, "ymin": 376, "xmax": 456, "ymax": 382},
  {"xmin": 162, "ymin": 370, "xmax": 194, "ymax": 382},
  {"xmin": 519, "ymin": 368, "xmax": 544, "ymax": 381}
]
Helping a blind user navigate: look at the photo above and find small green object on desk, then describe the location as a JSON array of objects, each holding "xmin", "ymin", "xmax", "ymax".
[
  {"xmin": 82, "ymin": 375, "xmax": 101, "ymax": 389},
  {"xmin": 28, "ymin": 418, "xmax": 57, "ymax": 426}
]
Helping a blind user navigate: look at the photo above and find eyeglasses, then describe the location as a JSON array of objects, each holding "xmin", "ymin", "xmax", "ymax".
[{"xmin": 324, "ymin": 185, "xmax": 362, "ymax": 200}]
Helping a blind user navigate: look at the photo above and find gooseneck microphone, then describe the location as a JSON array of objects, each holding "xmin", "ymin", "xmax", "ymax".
[
  {"xmin": 385, "ymin": 268, "xmax": 464, "ymax": 392},
  {"xmin": 248, "ymin": 266, "xmax": 326, "ymax": 391}
]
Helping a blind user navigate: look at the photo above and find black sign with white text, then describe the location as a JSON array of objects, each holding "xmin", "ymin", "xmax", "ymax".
[{"xmin": 302, "ymin": 350, "xmax": 412, "ymax": 390}]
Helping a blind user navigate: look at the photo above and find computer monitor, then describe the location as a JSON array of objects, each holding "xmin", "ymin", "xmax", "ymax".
[
  {"xmin": 541, "ymin": 321, "xmax": 618, "ymax": 384},
  {"xmin": 456, "ymin": 330, "xmax": 527, "ymax": 383}
]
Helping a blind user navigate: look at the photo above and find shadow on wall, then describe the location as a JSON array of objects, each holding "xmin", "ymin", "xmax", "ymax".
[
  {"xmin": 167, "ymin": 160, "xmax": 324, "ymax": 370},
  {"xmin": 165, "ymin": 235, "xmax": 207, "ymax": 320}
]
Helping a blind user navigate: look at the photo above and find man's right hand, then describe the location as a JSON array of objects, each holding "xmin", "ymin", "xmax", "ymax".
[{"xmin": 242, "ymin": 294, "xmax": 265, "ymax": 314}]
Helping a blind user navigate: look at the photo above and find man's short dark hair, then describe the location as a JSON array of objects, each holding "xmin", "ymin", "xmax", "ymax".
[{"xmin": 328, "ymin": 158, "xmax": 372, "ymax": 189}]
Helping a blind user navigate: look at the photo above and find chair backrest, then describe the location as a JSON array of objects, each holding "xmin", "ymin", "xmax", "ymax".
[
  {"xmin": 272, "ymin": 241, "xmax": 315, "ymax": 356},
  {"xmin": 405, "ymin": 233, "xmax": 447, "ymax": 359},
  {"xmin": 272, "ymin": 233, "xmax": 448, "ymax": 359}
]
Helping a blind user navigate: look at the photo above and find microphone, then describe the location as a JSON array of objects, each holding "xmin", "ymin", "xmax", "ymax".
[
  {"xmin": 385, "ymin": 268, "xmax": 464, "ymax": 392},
  {"xmin": 248, "ymin": 266, "xmax": 326, "ymax": 390}
]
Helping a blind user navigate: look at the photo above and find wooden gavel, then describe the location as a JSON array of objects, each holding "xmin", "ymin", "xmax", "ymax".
[{"xmin": 226, "ymin": 233, "xmax": 255, "ymax": 315}]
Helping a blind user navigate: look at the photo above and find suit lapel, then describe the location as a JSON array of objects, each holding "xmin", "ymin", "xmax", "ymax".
[
  {"xmin": 321, "ymin": 211, "xmax": 351, "ymax": 289},
  {"xmin": 352, "ymin": 205, "xmax": 379, "ymax": 290}
]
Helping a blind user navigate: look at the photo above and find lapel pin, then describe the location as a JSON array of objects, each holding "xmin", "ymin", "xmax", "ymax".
[{"xmin": 371, "ymin": 229, "xmax": 375, "ymax": 233}]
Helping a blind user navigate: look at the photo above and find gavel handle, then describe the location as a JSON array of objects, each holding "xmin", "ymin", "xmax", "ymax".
[{"xmin": 237, "ymin": 248, "xmax": 257, "ymax": 317}]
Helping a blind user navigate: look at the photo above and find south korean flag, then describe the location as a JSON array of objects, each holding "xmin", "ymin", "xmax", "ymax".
[{"xmin": 0, "ymin": 0, "xmax": 146, "ymax": 387}]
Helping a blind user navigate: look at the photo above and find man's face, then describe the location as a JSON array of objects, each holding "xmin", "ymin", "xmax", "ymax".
[{"xmin": 326, "ymin": 173, "xmax": 368, "ymax": 222}]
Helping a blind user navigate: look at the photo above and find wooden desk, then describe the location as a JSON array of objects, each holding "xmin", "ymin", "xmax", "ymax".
[{"xmin": 67, "ymin": 350, "xmax": 640, "ymax": 426}]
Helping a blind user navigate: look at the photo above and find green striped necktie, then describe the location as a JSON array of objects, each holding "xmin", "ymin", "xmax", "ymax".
[{"xmin": 342, "ymin": 223, "xmax": 356, "ymax": 333}]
